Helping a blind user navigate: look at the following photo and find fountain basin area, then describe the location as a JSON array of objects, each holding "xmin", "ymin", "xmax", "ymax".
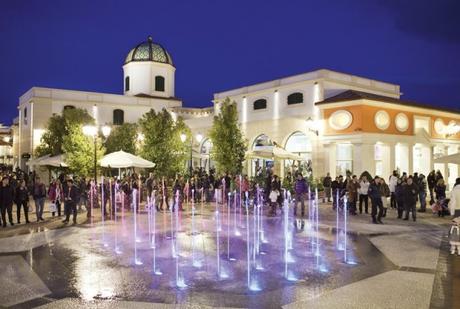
[{"xmin": 1, "ymin": 200, "xmax": 401, "ymax": 309}]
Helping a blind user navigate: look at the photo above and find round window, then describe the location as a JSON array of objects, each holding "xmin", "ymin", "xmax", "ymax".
[
  {"xmin": 328, "ymin": 110, "xmax": 353, "ymax": 130},
  {"xmin": 374, "ymin": 110, "xmax": 390, "ymax": 130}
]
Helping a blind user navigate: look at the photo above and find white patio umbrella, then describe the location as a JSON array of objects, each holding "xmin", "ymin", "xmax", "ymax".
[
  {"xmin": 26, "ymin": 154, "xmax": 68, "ymax": 167},
  {"xmin": 39, "ymin": 154, "xmax": 68, "ymax": 167},
  {"xmin": 434, "ymin": 153, "xmax": 460, "ymax": 165},
  {"xmin": 100, "ymin": 150, "xmax": 155, "ymax": 168}
]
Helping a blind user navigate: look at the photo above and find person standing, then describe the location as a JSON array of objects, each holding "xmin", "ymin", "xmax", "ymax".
[
  {"xmin": 294, "ymin": 174, "xmax": 308, "ymax": 217},
  {"xmin": 389, "ymin": 171, "xmax": 398, "ymax": 209},
  {"xmin": 448, "ymin": 178, "xmax": 460, "ymax": 217},
  {"xmin": 403, "ymin": 176, "xmax": 418, "ymax": 221},
  {"xmin": 346, "ymin": 175, "xmax": 360, "ymax": 215},
  {"xmin": 435, "ymin": 179, "xmax": 447, "ymax": 201},
  {"xmin": 331, "ymin": 177, "xmax": 339, "ymax": 210},
  {"xmin": 395, "ymin": 179, "xmax": 405, "ymax": 219},
  {"xmin": 358, "ymin": 176, "xmax": 370, "ymax": 214},
  {"xmin": 427, "ymin": 170, "xmax": 436, "ymax": 204},
  {"xmin": 379, "ymin": 178, "xmax": 390, "ymax": 217},
  {"xmin": 417, "ymin": 174, "xmax": 427, "ymax": 212},
  {"xmin": 323, "ymin": 173, "xmax": 332, "ymax": 203},
  {"xmin": 33, "ymin": 176, "xmax": 46, "ymax": 222},
  {"xmin": 368, "ymin": 176, "xmax": 384, "ymax": 224},
  {"xmin": 15, "ymin": 180, "xmax": 30, "ymax": 224},
  {"xmin": 0, "ymin": 176, "xmax": 15, "ymax": 227},
  {"xmin": 48, "ymin": 179, "xmax": 64, "ymax": 217},
  {"xmin": 63, "ymin": 179, "xmax": 79, "ymax": 224}
]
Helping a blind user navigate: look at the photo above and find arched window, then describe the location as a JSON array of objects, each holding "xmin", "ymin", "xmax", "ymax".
[
  {"xmin": 113, "ymin": 109, "xmax": 124, "ymax": 125},
  {"xmin": 287, "ymin": 92, "xmax": 303, "ymax": 105},
  {"xmin": 125, "ymin": 76, "xmax": 130, "ymax": 91},
  {"xmin": 155, "ymin": 76, "xmax": 165, "ymax": 92},
  {"xmin": 253, "ymin": 99, "xmax": 267, "ymax": 110},
  {"xmin": 63, "ymin": 105, "xmax": 75, "ymax": 111}
]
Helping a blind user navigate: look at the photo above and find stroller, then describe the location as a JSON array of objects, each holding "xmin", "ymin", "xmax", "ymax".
[{"xmin": 431, "ymin": 198, "xmax": 450, "ymax": 217}]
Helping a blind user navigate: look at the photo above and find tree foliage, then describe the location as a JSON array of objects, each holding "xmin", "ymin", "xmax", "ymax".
[
  {"xmin": 104, "ymin": 123, "xmax": 138, "ymax": 154},
  {"xmin": 62, "ymin": 124, "xmax": 105, "ymax": 177},
  {"xmin": 35, "ymin": 108, "xmax": 94, "ymax": 157},
  {"xmin": 139, "ymin": 108, "xmax": 189, "ymax": 177},
  {"xmin": 209, "ymin": 98, "xmax": 247, "ymax": 175}
]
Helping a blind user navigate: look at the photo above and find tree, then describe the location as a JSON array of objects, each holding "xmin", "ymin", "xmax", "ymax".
[
  {"xmin": 139, "ymin": 108, "xmax": 189, "ymax": 177},
  {"xmin": 104, "ymin": 123, "xmax": 138, "ymax": 154},
  {"xmin": 209, "ymin": 98, "xmax": 247, "ymax": 175},
  {"xmin": 62, "ymin": 124, "xmax": 105, "ymax": 177},
  {"xmin": 35, "ymin": 108, "xmax": 94, "ymax": 157}
]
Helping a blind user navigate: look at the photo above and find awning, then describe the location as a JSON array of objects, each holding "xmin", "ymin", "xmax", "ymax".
[
  {"xmin": 246, "ymin": 145, "xmax": 305, "ymax": 161},
  {"xmin": 26, "ymin": 154, "xmax": 68, "ymax": 167},
  {"xmin": 434, "ymin": 153, "xmax": 460, "ymax": 165}
]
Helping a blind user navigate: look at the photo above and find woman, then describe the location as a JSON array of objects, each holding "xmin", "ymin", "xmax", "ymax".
[
  {"xmin": 379, "ymin": 178, "xmax": 391, "ymax": 217},
  {"xmin": 15, "ymin": 180, "xmax": 30, "ymax": 224},
  {"xmin": 435, "ymin": 179, "xmax": 446, "ymax": 201},
  {"xmin": 48, "ymin": 179, "xmax": 63, "ymax": 217}
]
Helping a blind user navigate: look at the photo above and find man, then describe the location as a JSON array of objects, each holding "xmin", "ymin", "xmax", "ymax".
[
  {"xmin": 417, "ymin": 174, "xmax": 427, "ymax": 212},
  {"xmin": 346, "ymin": 175, "xmax": 360, "ymax": 215},
  {"xmin": 294, "ymin": 173, "xmax": 308, "ymax": 217},
  {"xmin": 388, "ymin": 170, "xmax": 398, "ymax": 209},
  {"xmin": 33, "ymin": 176, "xmax": 46, "ymax": 222},
  {"xmin": 403, "ymin": 176, "xmax": 418, "ymax": 222},
  {"xmin": 322, "ymin": 173, "xmax": 332, "ymax": 203},
  {"xmin": 0, "ymin": 176, "xmax": 15, "ymax": 227},
  {"xmin": 368, "ymin": 176, "xmax": 384, "ymax": 224},
  {"xmin": 358, "ymin": 175, "xmax": 369, "ymax": 214},
  {"xmin": 63, "ymin": 178, "xmax": 79, "ymax": 224},
  {"xmin": 427, "ymin": 170, "xmax": 436, "ymax": 203}
]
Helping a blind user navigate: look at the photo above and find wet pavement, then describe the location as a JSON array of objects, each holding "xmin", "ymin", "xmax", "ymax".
[{"xmin": 0, "ymin": 202, "xmax": 457, "ymax": 308}]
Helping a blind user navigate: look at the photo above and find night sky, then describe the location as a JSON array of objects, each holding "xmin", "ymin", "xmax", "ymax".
[{"xmin": 1, "ymin": 0, "xmax": 459, "ymax": 125}]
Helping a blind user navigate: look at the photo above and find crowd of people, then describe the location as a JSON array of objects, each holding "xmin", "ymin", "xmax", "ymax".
[{"xmin": 0, "ymin": 166, "xmax": 459, "ymax": 229}]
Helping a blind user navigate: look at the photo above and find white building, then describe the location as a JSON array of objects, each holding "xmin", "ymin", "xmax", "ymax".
[{"xmin": 14, "ymin": 36, "xmax": 460, "ymax": 187}]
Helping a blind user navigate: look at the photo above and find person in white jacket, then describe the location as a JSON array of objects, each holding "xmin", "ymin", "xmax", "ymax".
[
  {"xmin": 449, "ymin": 178, "xmax": 460, "ymax": 217},
  {"xmin": 388, "ymin": 171, "xmax": 399, "ymax": 209}
]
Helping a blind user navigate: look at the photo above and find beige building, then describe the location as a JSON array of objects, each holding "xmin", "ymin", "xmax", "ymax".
[{"xmin": 12, "ymin": 36, "xmax": 460, "ymax": 188}]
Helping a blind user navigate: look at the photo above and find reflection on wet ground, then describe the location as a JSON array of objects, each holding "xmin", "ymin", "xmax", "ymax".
[{"xmin": 1, "ymin": 203, "xmax": 398, "ymax": 308}]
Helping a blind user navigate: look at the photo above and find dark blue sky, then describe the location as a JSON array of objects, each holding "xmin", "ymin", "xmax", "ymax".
[{"xmin": 1, "ymin": 0, "xmax": 459, "ymax": 125}]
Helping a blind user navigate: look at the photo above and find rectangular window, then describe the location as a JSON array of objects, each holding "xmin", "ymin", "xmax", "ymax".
[{"xmin": 336, "ymin": 143, "xmax": 353, "ymax": 175}]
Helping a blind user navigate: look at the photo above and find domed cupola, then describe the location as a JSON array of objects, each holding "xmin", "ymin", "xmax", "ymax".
[
  {"xmin": 124, "ymin": 36, "xmax": 173, "ymax": 65},
  {"xmin": 123, "ymin": 36, "xmax": 175, "ymax": 98}
]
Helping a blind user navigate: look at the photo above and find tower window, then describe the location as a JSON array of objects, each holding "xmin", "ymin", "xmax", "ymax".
[
  {"xmin": 253, "ymin": 99, "xmax": 267, "ymax": 110},
  {"xmin": 155, "ymin": 76, "xmax": 165, "ymax": 92},
  {"xmin": 125, "ymin": 76, "xmax": 130, "ymax": 91},
  {"xmin": 287, "ymin": 92, "xmax": 304, "ymax": 105},
  {"xmin": 113, "ymin": 109, "xmax": 124, "ymax": 125}
]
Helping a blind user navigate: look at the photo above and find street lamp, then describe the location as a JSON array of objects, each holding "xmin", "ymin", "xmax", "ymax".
[
  {"xmin": 83, "ymin": 124, "xmax": 111, "ymax": 182},
  {"xmin": 181, "ymin": 133, "xmax": 204, "ymax": 176},
  {"xmin": 306, "ymin": 117, "xmax": 319, "ymax": 136}
]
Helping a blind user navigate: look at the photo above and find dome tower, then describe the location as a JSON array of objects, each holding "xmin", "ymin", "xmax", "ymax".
[{"xmin": 123, "ymin": 36, "xmax": 175, "ymax": 98}]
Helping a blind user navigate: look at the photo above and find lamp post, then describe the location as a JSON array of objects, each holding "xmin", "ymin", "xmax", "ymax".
[
  {"xmin": 305, "ymin": 117, "xmax": 319, "ymax": 136},
  {"xmin": 83, "ymin": 124, "xmax": 111, "ymax": 183},
  {"xmin": 181, "ymin": 133, "xmax": 204, "ymax": 177}
]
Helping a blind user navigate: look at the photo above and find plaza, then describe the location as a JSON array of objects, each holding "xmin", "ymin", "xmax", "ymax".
[{"xmin": 0, "ymin": 199, "xmax": 457, "ymax": 309}]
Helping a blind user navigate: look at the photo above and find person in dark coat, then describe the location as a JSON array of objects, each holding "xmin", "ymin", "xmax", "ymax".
[
  {"xmin": 294, "ymin": 174, "xmax": 308, "ymax": 217},
  {"xmin": 63, "ymin": 178, "xmax": 79, "ymax": 224},
  {"xmin": 368, "ymin": 176, "xmax": 383, "ymax": 224},
  {"xmin": 403, "ymin": 176, "xmax": 418, "ymax": 221},
  {"xmin": 15, "ymin": 179, "xmax": 30, "ymax": 224},
  {"xmin": 395, "ymin": 179, "xmax": 405, "ymax": 219},
  {"xmin": 427, "ymin": 170, "xmax": 436, "ymax": 203},
  {"xmin": 0, "ymin": 176, "xmax": 15, "ymax": 227}
]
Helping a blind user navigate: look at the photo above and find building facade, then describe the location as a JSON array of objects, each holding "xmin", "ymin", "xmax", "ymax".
[{"xmin": 12, "ymin": 36, "xmax": 460, "ymax": 188}]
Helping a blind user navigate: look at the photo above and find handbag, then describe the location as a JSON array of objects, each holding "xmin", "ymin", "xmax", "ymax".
[{"xmin": 49, "ymin": 202, "xmax": 57, "ymax": 212}]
